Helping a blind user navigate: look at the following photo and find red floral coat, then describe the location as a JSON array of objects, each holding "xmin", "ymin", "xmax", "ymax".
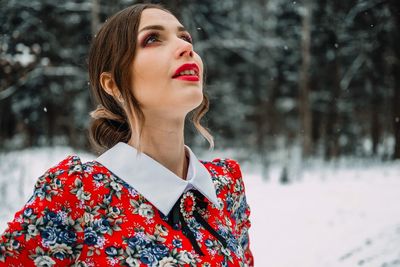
[{"xmin": 0, "ymin": 154, "xmax": 253, "ymax": 266}]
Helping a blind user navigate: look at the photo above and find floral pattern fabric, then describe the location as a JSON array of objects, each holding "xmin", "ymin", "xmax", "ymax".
[{"xmin": 0, "ymin": 155, "xmax": 253, "ymax": 266}]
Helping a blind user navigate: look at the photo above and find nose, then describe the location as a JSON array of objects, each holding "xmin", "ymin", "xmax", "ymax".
[{"xmin": 175, "ymin": 39, "xmax": 194, "ymax": 58}]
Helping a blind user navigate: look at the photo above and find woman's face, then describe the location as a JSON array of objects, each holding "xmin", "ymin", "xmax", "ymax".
[{"xmin": 131, "ymin": 8, "xmax": 204, "ymax": 118}]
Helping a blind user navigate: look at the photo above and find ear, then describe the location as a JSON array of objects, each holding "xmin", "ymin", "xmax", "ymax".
[{"xmin": 99, "ymin": 72, "xmax": 120, "ymax": 98}]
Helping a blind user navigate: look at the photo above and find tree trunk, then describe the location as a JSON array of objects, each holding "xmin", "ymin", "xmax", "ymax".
[
  {"xmin": 91, "ymin": 0, "xmax": 100, "ymax": 37},
  {"xmin": 365, "ymin": 75, "xmax": 381, "ymax": 156},
  {"xmin": 389, "ymin": 0, "xmax": 400, "ymax": 159},
  {"xmin": 0, "ymin": 99, "xmax": 15, "ymax": 148},
  {"xmin": 393, "ymin": 63, "xmax": 400, "ymax": 159},
  {"xmin": 47, "ymin": 103, "xmax": 54, "ymax": 146},
  {"xmin": 299, "ymin": 0, "xmax": 313, "ymax": 158},
  {"xmin": 324, "ymin": 52, "xmax": 341, "ymax": 160}
]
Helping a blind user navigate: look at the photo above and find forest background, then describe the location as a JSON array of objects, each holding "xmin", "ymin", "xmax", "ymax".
[
  {"xmin": 1, "ymin": 0, "xmax": 400, "ymax": 179},
  {"xmin": 1, "ymin": 1, "xmax": 400, "ymax": 265}
]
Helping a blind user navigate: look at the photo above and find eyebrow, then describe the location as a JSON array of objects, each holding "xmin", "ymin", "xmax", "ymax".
[{"xmin": 138, "ymin": 25, "xmax": 187, "ymax": 34}]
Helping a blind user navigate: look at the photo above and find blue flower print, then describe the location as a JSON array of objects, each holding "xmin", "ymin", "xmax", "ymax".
[
  {"xmin": 23, "ymin": 208, "xmax": 33, "ymax": 217},
  {"xmin": 105, "ymin": 246, "xmax": 118, "ymax": 256},
  {"xmin": 93, "ymin": 218, "xmax": 110, "ymax": 234},
  {"xmin": 58, "ymin": 226, "xmax": 77, "ymax": 245},
  {"xmin": 44, "ymin": 211, "xmax": 62, "ymax": 224},
  {"xmin": 41, "ymin": 227, "xmax": 58, "ymax": 246},
  {"xmin": 84, "ymin": 227, "xmax": 98, "ymax": 246},
  {"xmin": 127, "ymin": 235, "xmax": 149, "ymax": 249},
  {"xmin": 93, "ymin": 173, "xmax": 105, "ymax": 181},
  {"xmin": 11, "ymin": 240, "xmax": 20, "ymax": 249},
  {"xmin": 151, "ymin": 244, "xmax": 169, "ymax": 260},
  {"xmin": 139, "ymin": 248, "xmax": 158, "ymax": 266},
  {"xmin": 172, "ymin": 238, "xmax": 182, "ymax": 248},
  {"xmin": 205, "ymin": 239, "xmax": 213, "ymax": 247}
]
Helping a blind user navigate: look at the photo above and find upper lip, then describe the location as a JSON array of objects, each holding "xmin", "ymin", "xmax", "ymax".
[{"xmin": 172, "ymin": 63, "xmax": 200, "ymax": 78}]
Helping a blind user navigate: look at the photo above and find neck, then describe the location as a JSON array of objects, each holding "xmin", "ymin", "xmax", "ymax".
[{"xmin": 127, "ymin": 116, "xmax": 189, "ymax": 180}]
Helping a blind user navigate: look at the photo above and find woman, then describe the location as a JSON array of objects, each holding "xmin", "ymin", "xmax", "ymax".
[{"xmin": 0, "ymin": 3, "xmax": 253, "ymax": 266}]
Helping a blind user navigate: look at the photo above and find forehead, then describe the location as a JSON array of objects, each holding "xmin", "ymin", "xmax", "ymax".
[{"xmin": 139, "ymin": 8, "xmax": 181, "ymax": 28}]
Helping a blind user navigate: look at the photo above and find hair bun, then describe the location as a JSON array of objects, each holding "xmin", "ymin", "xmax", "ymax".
[
  {"xmin": 90, "ymin": 104, "xmax": 126, "ymax": 123},
  {"xmin": 89, "ymin": 104, "xmax": 130, "ymax": 154}
]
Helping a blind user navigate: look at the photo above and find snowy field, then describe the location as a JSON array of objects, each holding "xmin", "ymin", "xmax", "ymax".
[{"xmin": 0, "ymin": 146, "xmax": 399, "ymax": 267}]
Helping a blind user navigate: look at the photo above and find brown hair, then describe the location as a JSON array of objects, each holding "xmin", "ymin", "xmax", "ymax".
[{"xmin": 87, "ymin": 3, "xmax": 214, "ymax": 155}]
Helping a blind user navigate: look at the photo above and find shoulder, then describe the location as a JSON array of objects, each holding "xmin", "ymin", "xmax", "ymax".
[
  {"xmin": 200, "ymin": 157, "xmax": 245, "ymax": 195},
  {"xmin": 0, "ymin": 155, "xmax": 86, "ymax": 264},
  {"xmin": 216, "ymin": 158, "xmax": 243, "ymax": 178},
  {"xmin": 36, "ymin": 154, "xmax": 112, "ymax": 189},
  {"xmin": 36, "ymin": 154, "xmax": 83, "ymax": 181},
  {"xmin": 37, "ymin": 154, "xmax": 122, "ymax": 205},
  {"xmin": 41, "ymin": 154, "xmax": 83, "ymax": 178},
  {"xmin": 31, "ymin": 154, "xmax": 85, "ymax": 204},
  {"xmin": 201, "ymin": 157, "xmax": 243, "ymax": 179}
]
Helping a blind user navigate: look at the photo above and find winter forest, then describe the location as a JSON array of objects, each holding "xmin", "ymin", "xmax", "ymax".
[{"xmin": 0, "ymin": 0, "xmax": 400, "ymax": 266}]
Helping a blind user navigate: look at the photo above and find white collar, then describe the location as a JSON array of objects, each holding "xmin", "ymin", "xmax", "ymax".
[{"xmin": 95, "ymin": 142, "xmax": 220, "ymax": 216}]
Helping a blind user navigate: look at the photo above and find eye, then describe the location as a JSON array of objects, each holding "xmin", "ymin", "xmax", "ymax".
[
  {"xmin": 142, "ymin": 32, "xmax": 161, "ymax": 46},
  {"xmin": 180, "ymin": 33, "xmax": 193, "ymax": 44}
]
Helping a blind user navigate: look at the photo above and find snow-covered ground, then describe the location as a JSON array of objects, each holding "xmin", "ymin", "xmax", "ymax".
[
  {"xmin": 0, "ymin": 147, "xmax": 399, "ymax": 267},
  {"xmin": 244, "ymin": 162, "xmax": 400, "ymax": 267}
]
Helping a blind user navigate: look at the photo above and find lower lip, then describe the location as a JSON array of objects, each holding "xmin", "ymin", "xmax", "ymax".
[{"xmin": 173, "ymin": 75, "xmax": 200, "ymax": 82}]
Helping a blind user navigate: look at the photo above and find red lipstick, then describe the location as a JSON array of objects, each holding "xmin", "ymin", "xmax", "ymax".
[{"xmin": 172, "ymin": 63, "xmax": 200, "ymax": 82}]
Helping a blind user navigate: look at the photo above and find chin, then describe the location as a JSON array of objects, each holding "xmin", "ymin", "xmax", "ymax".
[{"xmin": 181, "ymin": 96, "xmax": 204, "ymax": 114}]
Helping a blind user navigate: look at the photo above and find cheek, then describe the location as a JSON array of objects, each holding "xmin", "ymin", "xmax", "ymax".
[
  {"xmin": 130, "ymin": 64, "xmax": 171, "ymax": 108},
  {"xmin": 133, "ymin": 53, "xmax": 164, "ymax": 81}
]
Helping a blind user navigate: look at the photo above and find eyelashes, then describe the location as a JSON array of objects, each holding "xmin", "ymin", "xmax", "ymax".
[
  {"xmin": 142, "ymin": 33, "xmax": 160, "ymax": 46},
  {"xmin": 180, "ymin": 33, "xmax": 193, "ymax": 44},
  {"xmin": 141, "ymin": 32, "xmax": 193, "ymax": 47}
]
